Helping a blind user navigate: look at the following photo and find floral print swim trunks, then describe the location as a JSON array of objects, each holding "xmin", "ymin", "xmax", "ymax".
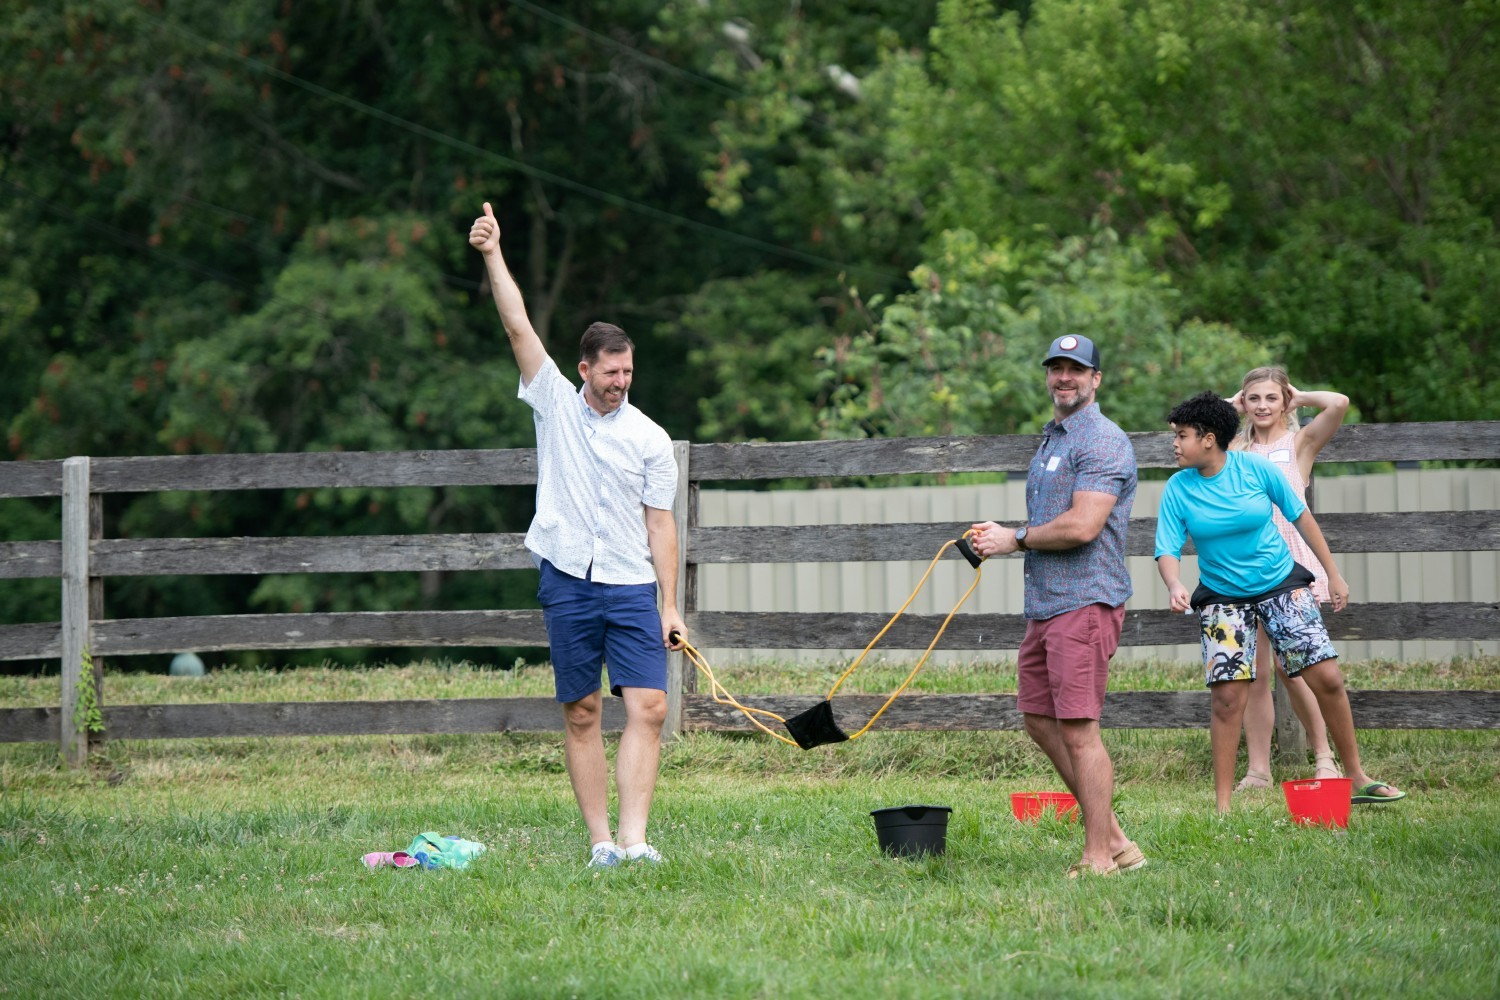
[{"xmin": 1197, "ymin": 587, "xmax": 1338, "ymax": 686}]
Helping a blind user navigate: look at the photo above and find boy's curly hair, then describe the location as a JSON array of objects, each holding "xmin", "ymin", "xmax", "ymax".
[{"xmin": 1167, "ymin": 391, "xmax": 1239, "ymax": 450}]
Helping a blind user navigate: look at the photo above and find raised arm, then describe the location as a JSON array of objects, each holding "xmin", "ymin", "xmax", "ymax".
[
  {"xmin": 1290, "ymin": 385, "xmax": 1350, "ymax": 478},
  {"xmin": 468, "ymin": 201, "xmax": 548, "ymax": 386},
  {"xmin": 1225, "ymin": 390, "xmax": 1247, "ymax": 451}
]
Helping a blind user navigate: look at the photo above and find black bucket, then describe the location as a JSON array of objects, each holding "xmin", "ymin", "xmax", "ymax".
[{"xmin": 870, "ymin": 805, "xmax": 952, "ymax": 858}]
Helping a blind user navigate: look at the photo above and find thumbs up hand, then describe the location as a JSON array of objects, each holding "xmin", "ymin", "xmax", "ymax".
[{"xmin": 468, "ymin": 201, "xmax": 500, "ymax": 254}]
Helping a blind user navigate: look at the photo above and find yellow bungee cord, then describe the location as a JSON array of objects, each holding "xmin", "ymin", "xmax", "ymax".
[{"xmin": 674, "ymin": 532, "xmax": 987, "ymax": 749}]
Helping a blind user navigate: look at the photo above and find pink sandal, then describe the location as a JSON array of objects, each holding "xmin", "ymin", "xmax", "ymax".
[{"xmin": 362, "ymin": 851, "xmax": 419, "ymax": 869}]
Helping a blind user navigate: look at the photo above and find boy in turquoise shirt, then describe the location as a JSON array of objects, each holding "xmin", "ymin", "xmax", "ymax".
[{"xmin": 1154, "ymin": 392, "xmax": 1403, "ymax": 813}]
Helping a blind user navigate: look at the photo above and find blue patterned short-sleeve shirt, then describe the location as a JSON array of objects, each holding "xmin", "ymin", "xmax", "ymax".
[
  {"xmin": 519, "ymin": 356, "xmax": 678, "ymax": 585},
  {"xmin": 1022, "ymin": 402, "xmax": 1137, "ymax": 619}
]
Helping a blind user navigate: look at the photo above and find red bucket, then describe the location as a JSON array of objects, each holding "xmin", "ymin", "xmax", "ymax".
[
  {"xmin": 1010, "ymin": 791, "xmax": 1079, "ymax": 823},
  {"xmin": 1282, "ymin": 778, "xmax": 1353, "ymax": 828}
]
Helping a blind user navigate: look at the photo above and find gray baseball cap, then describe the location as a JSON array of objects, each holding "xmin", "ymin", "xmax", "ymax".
[{"xmin": 1041, "ymin": 334, "xmax": 1101, "ymax": 369}]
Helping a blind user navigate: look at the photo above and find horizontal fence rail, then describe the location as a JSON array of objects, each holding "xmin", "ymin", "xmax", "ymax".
[
  {"xmin": 679, "ymin": 690, "xmax": 1500, "ymax": 734},
  {"xmin": 685, "ymin": 604, "xmax": 1500, "ymax": 650},
  {"xmin": 685, "ymin": 422, "xmax": 1500, "ymax": 481},
  {"xmin": 5, "ymin": 422, "xmax": 1498, "ymax": 498},
  {"xmin": 0, "ymin": 448, "xmax": 542, "ymax": 498},
  {"xmin": 5, "ymin": 690, "xmax": 1496, "ymax": 745},
  {"xmin": 1, "ymin": 421, "xmax": 1496, "ymax": 753},
  {"xmin": 684, "ymin": 511, "xmax": 1500, "ymax": 563},
  {"xmin": 3, "ymin": 603, "xmax": 1497, "ymax": 663},
  {"xmin": 0, "ymin": 611, "xmax": 547, "ymax": 661},
  {"xmin": 0, "ymin": 533, "xmax": 536, "ymax": 580},
  {"xmin": 3, "ymin": 510, "xmax": 1497, "ymax": 581}
]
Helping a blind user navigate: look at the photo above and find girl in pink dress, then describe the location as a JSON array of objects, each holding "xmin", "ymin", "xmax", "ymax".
[{"xmin": 1227, "ymin": 367, "xmax": 1349, "ymax": 789}]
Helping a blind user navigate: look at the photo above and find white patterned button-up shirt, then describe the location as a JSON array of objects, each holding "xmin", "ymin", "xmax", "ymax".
[{"xmin": 518, "ymin": 356, "xmax": 678, "ymax": 585}]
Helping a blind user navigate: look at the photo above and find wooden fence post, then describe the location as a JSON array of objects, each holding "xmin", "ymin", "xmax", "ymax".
[
  {"xmin": 89, "ymin": 490, "xmax": 105, "ymax": 749},
  {"xmin": 683, "ymin": 477, "xmax": 698, "ymax": 696},
  {"xmin": 663, "ymin": 440, "xmax": 690, "ymax": 741},
  {"xmin": 59, "ymin": 457, "xmax": 92, "ymax": 766}
]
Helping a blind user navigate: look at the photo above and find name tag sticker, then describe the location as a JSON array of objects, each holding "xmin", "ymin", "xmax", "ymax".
[
  {"xmin": 1269, "ymin": 448, "xmax": 1292, "ymax": 464},
  {"xmin": 1046, "ymin": 456, "xmax": 1061, "ymax": 472}
]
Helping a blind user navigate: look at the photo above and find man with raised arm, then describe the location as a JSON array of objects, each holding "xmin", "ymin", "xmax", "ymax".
[
  {"xmin": 968, "ymin": 335, "xmax": 1145, "ymax": 878},
  {"xmin": 469, "ymin": 201, "xmax": 686, "ymax": 868}
]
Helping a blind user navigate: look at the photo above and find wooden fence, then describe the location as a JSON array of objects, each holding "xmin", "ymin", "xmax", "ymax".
[
  {"xmin": 693, "ymin": 467, "xmax": 1500, "ymax": 664},
  {"xmin": 2, "ymin": 422, "xmax": 1498, "ymax": 764}
]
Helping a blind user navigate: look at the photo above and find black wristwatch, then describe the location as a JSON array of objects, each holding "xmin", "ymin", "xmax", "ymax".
[{"xmin": 1014, "ymin": 525, "xmax": 1029, "ymax": 551}]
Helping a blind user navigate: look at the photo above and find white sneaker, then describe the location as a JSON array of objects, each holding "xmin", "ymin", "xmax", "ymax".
[
  {"xmin": 587, "ymin": 842, "xmax": 625, "ymax": 869},
  {"xmin": 624, "ymin": 842, "xmax": 663, "ymax": 864}
]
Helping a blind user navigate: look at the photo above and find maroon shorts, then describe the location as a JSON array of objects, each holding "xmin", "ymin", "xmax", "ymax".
[{"xmin": 1016, "ymin": 603, "xmax": 1125, "ymax": 721}]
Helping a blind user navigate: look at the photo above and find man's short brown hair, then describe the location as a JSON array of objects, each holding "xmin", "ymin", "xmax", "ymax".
[{"xmin": 580, "ymin": 322, "xmax": 634, "ymax": 364}]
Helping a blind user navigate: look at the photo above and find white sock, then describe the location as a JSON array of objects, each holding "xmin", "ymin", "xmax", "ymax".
[
  {"xmin": 624, "ymin": 843, "xmax": 653, "ymax": 860},
  {"xmin": 592, "ymin": 840, "xmax": 618, "ymax": 852}
]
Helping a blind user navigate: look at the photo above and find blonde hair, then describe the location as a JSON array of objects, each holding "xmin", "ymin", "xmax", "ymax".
[{"xmin": 1237, "ymin": 366, "xmax": 1298, "ymax": 441}]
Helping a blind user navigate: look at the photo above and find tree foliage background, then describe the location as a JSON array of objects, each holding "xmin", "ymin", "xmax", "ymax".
[{"xmin": 1, "ymin": 0, "xmax": 1495, "ymax": 665}]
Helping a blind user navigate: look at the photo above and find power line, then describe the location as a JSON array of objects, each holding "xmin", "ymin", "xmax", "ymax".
[
  {"xmin": 6, "ymin": 177, "xmax": 496, "ymax": 362},
  {"xmin": 142, "ymin": 12, "xmax": 898, "ymax": 284},
  {"xmin": 3, "ymin": 177, "xmax": 275, "ymax": 300},
  {"xmin": 148, "ymin": 185, "xmax": 483, "ymax": 293},
  {"xmin": 6, "ymin": 174, "xmax": 482, "ymax": 300},
  {"xmin": 8, "ymin": 179, "xmax": 470, "ymax": 331},
  {"xmin": 504, "ymin": 0, "xmax": 744, "ymax": 99},
  {"xmin": 505, "ymin": 0, "xmax": 841, "ymax": 137}
]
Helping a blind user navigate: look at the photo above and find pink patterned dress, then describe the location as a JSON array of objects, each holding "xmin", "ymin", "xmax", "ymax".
[{"xmin": 1246, "ymin": 430, "xmax": 1330, "ymax": 602}]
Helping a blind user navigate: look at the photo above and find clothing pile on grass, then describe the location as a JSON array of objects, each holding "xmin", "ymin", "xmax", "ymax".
[{"xmin": 362, "ymin": 832, "xmax": 487, "ymax": 870}]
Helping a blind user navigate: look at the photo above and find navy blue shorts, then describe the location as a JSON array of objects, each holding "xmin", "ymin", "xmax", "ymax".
[{"xmin": 538, "ymin": 560, "xmax": 667, "ymax": 703}]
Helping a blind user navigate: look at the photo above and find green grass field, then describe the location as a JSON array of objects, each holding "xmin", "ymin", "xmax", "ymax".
[{"xmin": 3, "ymin": 658, "xmax": 1498, "ymax": 998}]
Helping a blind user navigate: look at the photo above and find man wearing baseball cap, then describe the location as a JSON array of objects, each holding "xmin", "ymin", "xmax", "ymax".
[{"xmin": 969, "ymin": 334, "xmax": 1143, "ymax": 877}]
